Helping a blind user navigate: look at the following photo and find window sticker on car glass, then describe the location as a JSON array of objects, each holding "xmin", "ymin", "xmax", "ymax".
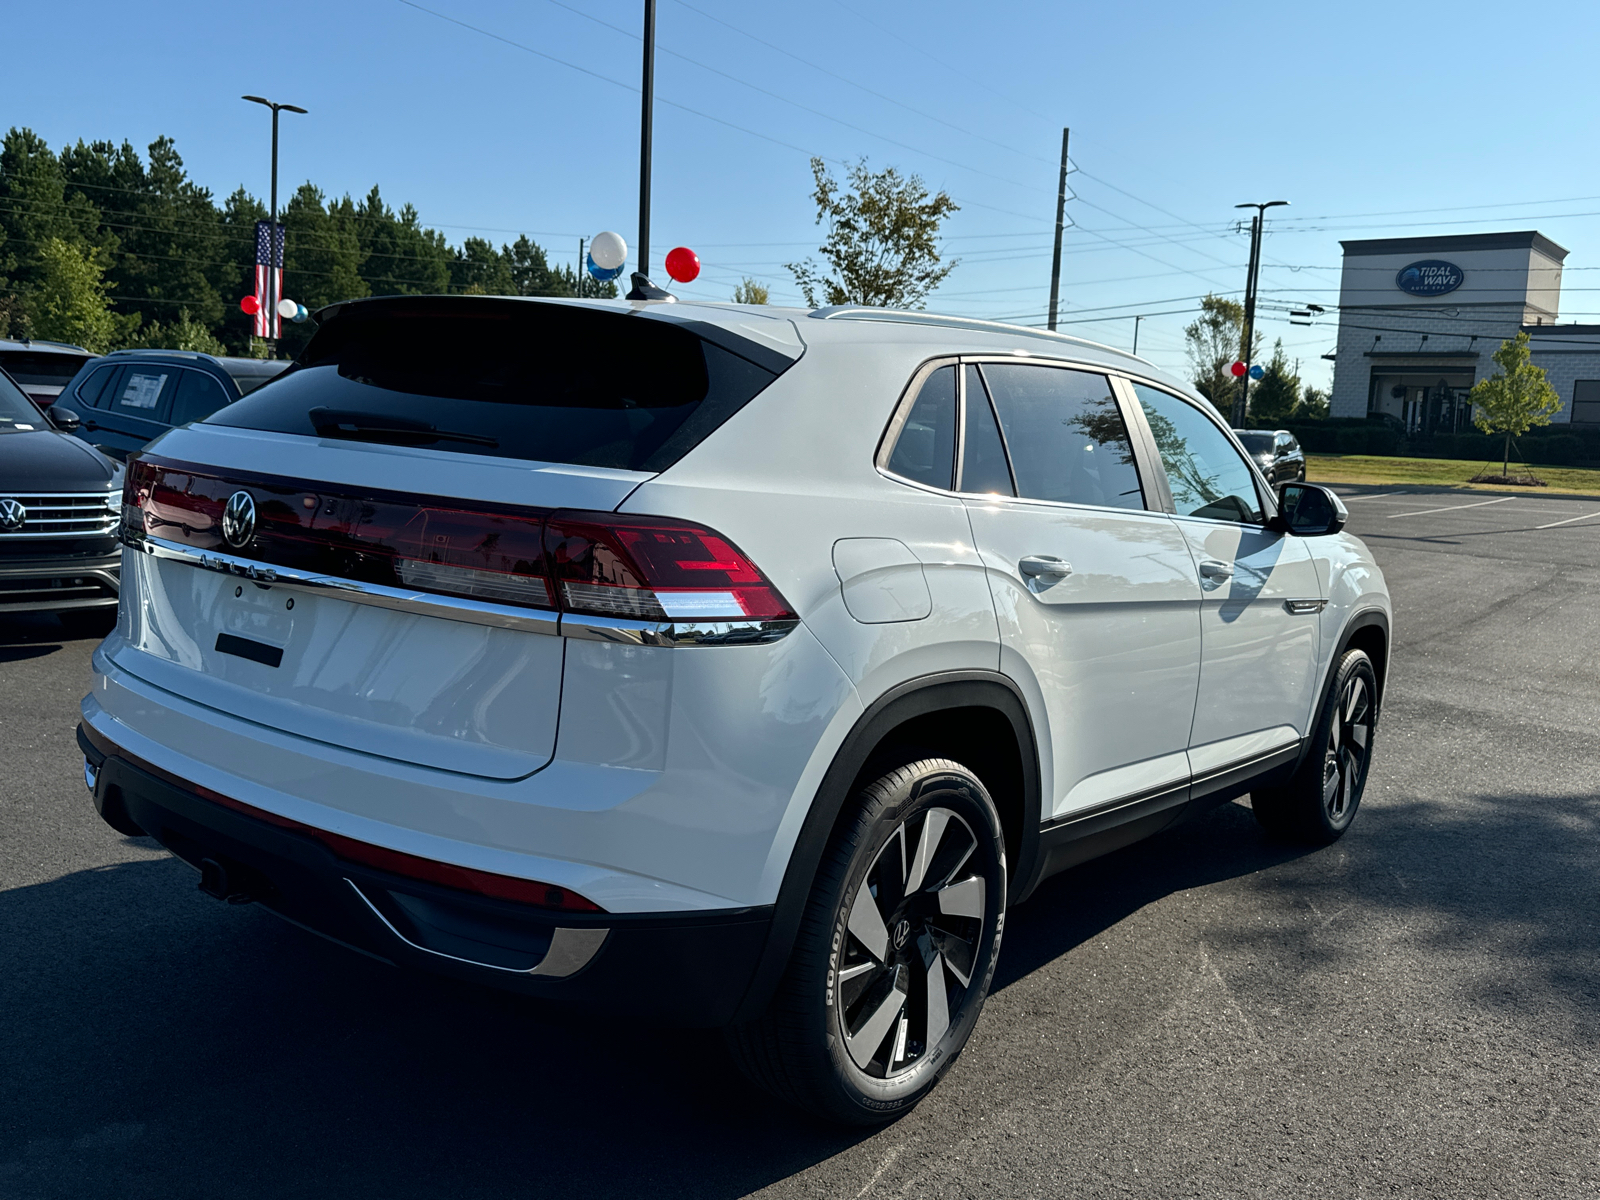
[{"xmin": 120, "ymin": 372, "xmax": 169, "ymax": 409}]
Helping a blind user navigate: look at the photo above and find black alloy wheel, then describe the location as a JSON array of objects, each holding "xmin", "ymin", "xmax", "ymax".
[
  {"xmin": 727, "ymin": 758, "xmax": 1007, "ymax": 1125},
  {"xmin": 1252, "ymin": 648, "xmax": 1379, "ymax": 843}
]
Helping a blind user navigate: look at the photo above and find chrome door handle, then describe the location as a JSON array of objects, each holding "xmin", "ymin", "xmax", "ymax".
[
  {"xmin": 1019, "ymin": 554, "xmax": 1073, "ymax": 581},
  {"xmin": 1198, "ymin": 559, "xmax": 1233, "ymax": 582}
]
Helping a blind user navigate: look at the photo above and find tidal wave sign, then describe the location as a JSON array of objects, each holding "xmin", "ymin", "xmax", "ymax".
[{"xmin": 1395, "ymin": 260, "xmax": 1464, "ymax": 297}]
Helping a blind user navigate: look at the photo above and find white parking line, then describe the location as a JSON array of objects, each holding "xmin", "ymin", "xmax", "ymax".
[
  {"xmin": 1534, "ymin": 509, "xmax": 1600, "ymax": 530},
  {"xmin": 1339, "ymin": 491, "xmax": 1413, "ymax": 502},
  {"xmin": 1386, "ymin": 497, "xmax": 1517, "ymax": 519}
]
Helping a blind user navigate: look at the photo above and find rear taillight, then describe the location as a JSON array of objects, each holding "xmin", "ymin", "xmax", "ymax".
[
  {"xmin": 546, "ymin": 514, "xmax": 796, "ymax": 622},
  {"xmin": 125, "ymin": 459, "xmax": 793, "ymax": 626}
]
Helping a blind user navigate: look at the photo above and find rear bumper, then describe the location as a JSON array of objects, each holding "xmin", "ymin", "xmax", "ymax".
[
  {"xmin": 79, "ymin": 723, "xmax": 773, "ymax": 1027},
  {"xmin": 0, "ymin": 549, "xmax": 119, "ymax": 614}
]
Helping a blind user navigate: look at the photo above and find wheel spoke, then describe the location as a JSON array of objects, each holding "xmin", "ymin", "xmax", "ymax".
[
  {"xmin": 1345, "ymin": 678, "xmax": 1367, "ymax": 724},
  {"xmin": 906, "ymin": 808, "xmax": 951, "ymax": 895},
  {"xmin": 937, "ymin": 875, "xmax": 985, "ymax": 921},
  {"xmin": 847, "ymin": 882, "xmax": 891, "ymax": 963},
  {"xmin": 924, "ymin": 954, "xmax": 950, "ymax": 1050},
  {"xmin": 1350, "ymin": 720, "xmax": 1370, "ymax": 750},
  {"xmin": 845, "ymin": 980, "xmax": 907, "ymax": 1069},
  {"xmin": 1329, "ymin": 711, "xmax": 1342, "ymax": 753}
]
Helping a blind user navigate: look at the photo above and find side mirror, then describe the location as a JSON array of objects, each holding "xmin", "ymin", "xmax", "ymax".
[
  {"xmin": 1272, "ymin": 482, "xmax": 1347, "ymax": 537},
  {"xmin": 50, "ymin": 406, "xmax": 82, "ymax": 433}
]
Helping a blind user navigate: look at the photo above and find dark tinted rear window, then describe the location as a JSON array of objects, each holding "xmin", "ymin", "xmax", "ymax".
[
  {"xmin": 1236, "ymin": 431, "xmax": 1275, "ymax": 453},
  {"xmin": 208, "ymin": 302, "xmax": 785, "ymax": 471},
  {"xmin": 0, "ymin": 350, "xmax": 89, "ymax": 386}
]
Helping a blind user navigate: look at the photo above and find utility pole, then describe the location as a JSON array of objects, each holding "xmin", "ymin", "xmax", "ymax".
[
  {"xmin": 242, "ymin": 95, "xmax": 307, "ymax": 355},
  {"xmin": 1047, "ymin": 128, "xmax": 1070, "ymax": 332},
  {"xmin": 627, "ymin": 0, "xmax": 657, "ymax": 299},
  {"xmin": 578, "ymin": 237, "xmax": 586, "ymax": 298},
  {"xmin": 1132, "ymin": 314, "xmax": 1143, "ymax": 356},
  {"xmin": 1232, "ymin": 199, "xmax": 1288, "ymax": 425}
]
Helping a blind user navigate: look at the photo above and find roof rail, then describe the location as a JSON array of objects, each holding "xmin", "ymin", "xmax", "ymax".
[
  {"xmin": 105, "ymin": 348, "xmax": 224, "ymax": 366},
  {"xmin": 806, "ymin": 305, "xmax": 1147, "ymax": 363}
]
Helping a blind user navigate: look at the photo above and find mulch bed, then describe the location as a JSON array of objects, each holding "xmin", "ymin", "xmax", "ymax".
[{"xmin": 1469, "ymin": 473, "xmax": 1547, "ymax": 487}]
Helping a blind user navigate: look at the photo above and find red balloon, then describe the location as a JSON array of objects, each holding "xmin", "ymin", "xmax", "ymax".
[
  {"xmin": 1230, "ymin": 360, "xmax": 1247, "ymax": 377},
  {"xmin": 240, "ymin": 295, "xmax": 260, "ymax": 315},
  {"xmin": 665, "ymin": 246, "xmax": 701, "ymax": 283}
]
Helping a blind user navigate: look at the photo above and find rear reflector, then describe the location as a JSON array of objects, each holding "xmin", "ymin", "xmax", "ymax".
[{"xmin": 124, "ymin": 457, "xmax": 794, "ymax": 626}]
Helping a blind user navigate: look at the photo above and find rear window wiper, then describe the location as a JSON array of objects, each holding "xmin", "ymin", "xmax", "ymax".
[{"xmin": 308, "ymin": 407, "xmax": 499, "ymax": 449}]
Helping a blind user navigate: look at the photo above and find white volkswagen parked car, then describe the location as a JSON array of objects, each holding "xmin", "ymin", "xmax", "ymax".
[{"xmin": 79, "ymin": 296, "xmax": 1390, "ymax": 1124}]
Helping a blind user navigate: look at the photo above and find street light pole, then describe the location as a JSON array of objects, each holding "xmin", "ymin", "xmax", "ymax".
[
  {"xmin": 631, "ymin": 0, "xmax": 657, "ymax": 297},
  {"xmin": 1232, "ymin": 199, "xmax": 1288, "ymax": 426},
  {"xmin": 242, "ymin": 95, "xmax": 307, "ymax": 354}
]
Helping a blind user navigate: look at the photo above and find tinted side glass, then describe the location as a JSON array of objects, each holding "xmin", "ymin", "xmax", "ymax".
[
  {"xmin": 75, "ymin": 365, "xmax": 120, "ymax": 409},
  {"xmin": 887, "ymin": 365, "xmax": 956, "ymax": 489},
  {"xmin": 980, "ymin": 364, "xmax": 1144, "ymax": 510},
  {"xmin": 112, "ymin": 367, "xmax": 177, "ymax": 422},
  {"xmin": 169, "ymin": 369, "xmax": 232, "ymax": 426},
  {"xmin": 959, "ymin": 365, "xmax": 1014, "ymax": 495},
  {"xmin": 209, "ymin": 303, "xmax": 783, "ymax": 471},
  {"xmin": 1132, "ymin": 383, "xmax": 1264, "ymax": 524}
]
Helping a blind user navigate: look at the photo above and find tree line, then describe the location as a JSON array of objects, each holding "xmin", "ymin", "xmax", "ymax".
[
  {"xmin": 1183, "ymin": 294, "xmax": 1328, "ymax": 423},
  {"xmin": 0, "ymin": 126, "xmax": 614, "ymax": 358}
]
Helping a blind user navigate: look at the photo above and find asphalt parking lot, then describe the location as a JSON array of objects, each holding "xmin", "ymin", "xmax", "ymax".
[{"xmin": 3, "ymin": 486, "xmax": 1598, "ymax": 1199}]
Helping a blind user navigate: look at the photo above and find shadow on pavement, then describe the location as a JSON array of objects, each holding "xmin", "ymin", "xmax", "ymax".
[{"xmin": 2, "ymin": 788, "xmax": 1595, "ymax": 1198}]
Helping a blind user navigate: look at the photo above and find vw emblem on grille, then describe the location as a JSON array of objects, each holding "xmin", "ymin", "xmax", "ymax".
[
  {"xmin": 221, "ymin": 490, "xmax": 256, "ymax": 548},
  {"xmin": 0, "ymin": 498, "xmax": 24, "ymax": 531}
]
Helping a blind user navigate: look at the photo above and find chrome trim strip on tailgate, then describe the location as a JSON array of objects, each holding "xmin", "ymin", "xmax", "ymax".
[{"xmin": 135, "ymin": 534, "xmax": 797, "ymax": 646}]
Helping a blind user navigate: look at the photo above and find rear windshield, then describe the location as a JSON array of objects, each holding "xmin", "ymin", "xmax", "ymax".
[
  {"xmin": 0, "ymin": 350, "xmax": 89, "ymax": 387},
  {"xmin": 1236, "ymin": 431, "xmax": 1275, "ymax": 453},
  {"xmin": 207, "ymin": 301, "xmax": 786, "ymax": 472}
]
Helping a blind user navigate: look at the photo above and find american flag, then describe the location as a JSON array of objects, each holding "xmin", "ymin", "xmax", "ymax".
[{"xmin": 254, "ymin": 221, "xmax": 285, "ymax": 338}]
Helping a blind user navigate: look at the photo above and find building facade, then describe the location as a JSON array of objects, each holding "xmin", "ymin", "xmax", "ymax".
[{"xmin": 1328, "ymin": 231, "xmax": 1600, "ymax": 431}]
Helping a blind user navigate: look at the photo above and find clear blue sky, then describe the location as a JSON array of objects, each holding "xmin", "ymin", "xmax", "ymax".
[{"xmin": 5, "ymin": 0, "xmax": 1600, "ymax": 388}]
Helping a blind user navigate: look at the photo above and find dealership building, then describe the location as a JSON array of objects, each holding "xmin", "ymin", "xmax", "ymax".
[{"xmin": 1327, "ymin": 230, "xmax": 1600, "ymax": 431}]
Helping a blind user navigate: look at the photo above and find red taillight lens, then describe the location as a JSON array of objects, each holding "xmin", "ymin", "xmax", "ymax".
[
  {"xmin": 126, "ymin": 458, "xmax": 790, "ymax": 625},
  {"xmin": 546, "ymin": 513, "xmax": 796, "ymax": 622}
]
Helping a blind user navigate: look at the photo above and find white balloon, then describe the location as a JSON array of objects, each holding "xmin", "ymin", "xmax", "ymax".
[
  {"xmin": 590, "ymin": 230, "xmax": 627, "ymax": 272},
  {"xmin": 276, "ymin": 298, "xmax": 299, "ymax": 319}
]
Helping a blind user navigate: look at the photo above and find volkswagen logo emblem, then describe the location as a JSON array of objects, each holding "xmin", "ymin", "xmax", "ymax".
[
  {"xmin": 892, "ymin": 918, "xmax": 911, "ymax": 951},
  {"xmin": 0, "ymin": 498, "xmax": 24, "ymax": 532},
  {"xmin": 221, "ymin": 490, "xmax": 256, "ymax": 548}
]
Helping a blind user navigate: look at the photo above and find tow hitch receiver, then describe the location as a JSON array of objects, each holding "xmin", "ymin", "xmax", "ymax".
[{"xmin": 197, "ymin": 857, "xmax": 269, "ymax": 905}]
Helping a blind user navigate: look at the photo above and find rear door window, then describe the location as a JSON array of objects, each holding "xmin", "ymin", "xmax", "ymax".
[
  {"xmin": 886, "ymin": 365, "xmax": 956, "ymax": 489},
  {"xmin": 113, "ymin": 367, "xmax": 176, "ymax": 422},
  {"xmin": 979, "ymin": 363, "xmax": 1145, "ymax": 510},
  {"xmin": 207, "ymin": 301, "xmax": 788, "ymax": 471},
  {"xmin": 169, "ymin": 369, "xmax": 232, "ymax": 426},
  {"xmin": 958, "ymin": 365, "xmax": 1014, "ymax": 495}
]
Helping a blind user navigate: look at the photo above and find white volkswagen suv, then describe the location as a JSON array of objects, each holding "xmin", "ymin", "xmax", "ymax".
[{"xmin": 79, "ymin": 297, "xmax": 1389, "ymax": 1124}]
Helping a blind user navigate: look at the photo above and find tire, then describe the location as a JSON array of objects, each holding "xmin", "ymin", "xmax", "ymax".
[
  {"xmin": 1252, "ymin": 648, "xmax": 1378, "ymax": 843},
  {"xmin": 727, "ymin": 758, "xmax": 1007, "ymax": 1125},
  {"xmin": 58, "ymin": 608, "xmax": 117, "ymax": 638}
]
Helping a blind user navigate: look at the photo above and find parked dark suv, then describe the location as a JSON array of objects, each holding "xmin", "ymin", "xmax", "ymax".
[
  {"xmin": 55, "ymin": 350, "xmax": 289, "ymax": 460},
  {"xmin": 0, "ymin": 338, "xmax": 96, "ymax": 409},
  {"xmin": 0, "ymin": 364, "xmax": 121, "ymax": 628},
  {"xmin": 1235, "ymin": 428, "xmax": 1306, "ymax": 485}
]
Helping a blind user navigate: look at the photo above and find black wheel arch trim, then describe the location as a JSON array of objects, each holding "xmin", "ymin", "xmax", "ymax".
[
  {"xmin": 729, "ymin": 669, "xmax": 1041, "ymax": 1025},
  {"xmin": 1290, "ymin": 606, "xmax": 1390, "ymax": 776}
]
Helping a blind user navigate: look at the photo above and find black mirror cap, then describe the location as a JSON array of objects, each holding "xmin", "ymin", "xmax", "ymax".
[
  {"xmin": 1274, "ymin": 482, "xmax": 1348, "ymax": 537},
  {"xmin": 50, "ymin": 406, "xmax": 82, "ymax": 432}
]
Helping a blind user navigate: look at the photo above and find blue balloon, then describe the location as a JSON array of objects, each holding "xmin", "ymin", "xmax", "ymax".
[
  {"xmin": 1248, "ymin": 363, "xmax": 1265, "ymax": 380},
  {"xmin": 587, "ymin": 252, "xmax": 625, "ymax": 284}
]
